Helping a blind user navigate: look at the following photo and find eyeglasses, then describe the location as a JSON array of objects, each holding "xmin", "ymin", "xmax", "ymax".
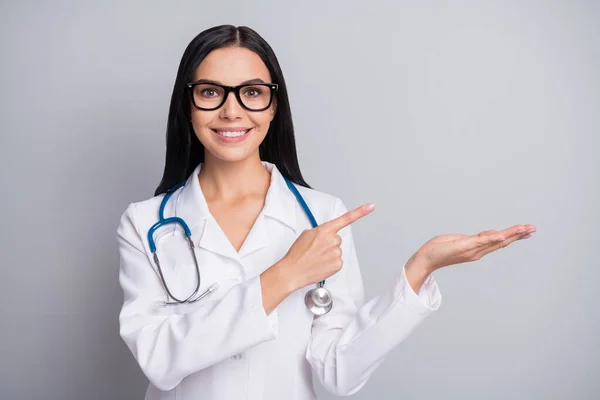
[{"xmin": 186, "ymin": 81, "xmax": 279, "ymax": 111}]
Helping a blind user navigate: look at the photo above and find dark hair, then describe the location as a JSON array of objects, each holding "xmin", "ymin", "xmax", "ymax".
[{"xmin": 154, "ymin": 25, "xmax": 312, "ymax": 196}]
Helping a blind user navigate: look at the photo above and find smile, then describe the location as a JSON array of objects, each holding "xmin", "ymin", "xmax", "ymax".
[
  {"xmin": 213, "ymin": 129, "xmax": 251, "ymax": 137},
  {"xmin": 211, "ymin": 128, "xmax": 253, "ymax": 143}
]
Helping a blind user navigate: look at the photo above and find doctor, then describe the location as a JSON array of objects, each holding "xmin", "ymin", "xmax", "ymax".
[{"xmin": 117, "ymin": 24, "xmax": 536, "ymax": 400}]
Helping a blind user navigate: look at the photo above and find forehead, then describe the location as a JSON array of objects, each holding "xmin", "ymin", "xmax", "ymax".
[{"xmin": 193, "ymin": 46, "xmax": 272, "ymax": 84}]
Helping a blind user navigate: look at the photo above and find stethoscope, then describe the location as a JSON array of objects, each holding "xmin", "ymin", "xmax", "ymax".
[{"xmin": 147, "ymin": 174, "xmax": 333, "ymax": 315}]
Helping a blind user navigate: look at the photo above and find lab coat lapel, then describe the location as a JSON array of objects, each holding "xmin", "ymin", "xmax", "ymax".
[
  {"xmin": 198, "ymin": 217, "xmax": 241, "ymax": 261},
  {"xmin": 236, "ymin": 213, "xmax": 269, "ymax": 258},
  {"xmin": 175, "ymin": 163, "xmax": 239, "ymax": 261}
]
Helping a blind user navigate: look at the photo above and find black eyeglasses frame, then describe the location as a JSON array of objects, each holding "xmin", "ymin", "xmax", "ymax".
[{"xmin": 186, "ymin": 81, "xmax": 279, "ymax": 112}]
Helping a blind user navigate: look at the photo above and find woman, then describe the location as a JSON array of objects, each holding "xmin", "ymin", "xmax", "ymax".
[{"xmin": 117, "ymin": 25, "xmax": 535, "ymax": 400}]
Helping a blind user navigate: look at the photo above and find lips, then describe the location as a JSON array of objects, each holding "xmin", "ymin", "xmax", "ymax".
[
  {"xmin": 211, "ymin": 127, "xmax": 253, "ymax": 143},
  {"xmin": 212, "ymin": 128, "xmax": 251, "ymax": 138}
]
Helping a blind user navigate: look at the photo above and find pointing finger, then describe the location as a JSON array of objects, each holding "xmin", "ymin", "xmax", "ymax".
[{"xmin": 320, "ymin": 203, "xmax": 375, "ymax": 233}]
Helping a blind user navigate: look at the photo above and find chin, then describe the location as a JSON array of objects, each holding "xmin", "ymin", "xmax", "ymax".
[
  {"xmin": 199, "ymin": 132, "xmax": 266, "ymax": 164},
  {"xmin": 209, "ymin": 146, "xmax": 258, "ymax": 164}
]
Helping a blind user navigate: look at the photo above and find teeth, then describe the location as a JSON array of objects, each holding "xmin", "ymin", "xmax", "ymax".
[{"xmin": 215, "ymin": 129, "xmax": 250, "ymax": 137}]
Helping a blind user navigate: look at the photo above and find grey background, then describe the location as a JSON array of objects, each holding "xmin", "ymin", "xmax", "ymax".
[{"xmin": 1, "ymin": 1, "xmax": 598, "ymax": 399}]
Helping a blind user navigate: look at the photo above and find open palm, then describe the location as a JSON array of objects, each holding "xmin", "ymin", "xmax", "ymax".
[{"xmin": 418, "ymin": 224, "xmax": 537, "ymax": 271}]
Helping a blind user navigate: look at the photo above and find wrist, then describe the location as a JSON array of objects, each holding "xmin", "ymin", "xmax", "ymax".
[
  {"xmin": 404, "ymin": 251, "xmax": 435, "ymax": 294},
  {"xmin": 260, "ymin": 260, "xmax": 296, "ymax": 316},
  {"xmin": 408, "ymin": 250, "xmax": 436, "ymax": 275},
  {"xmin": 269, "ymin": 258, "xmax": 299, "ymax": 295}
]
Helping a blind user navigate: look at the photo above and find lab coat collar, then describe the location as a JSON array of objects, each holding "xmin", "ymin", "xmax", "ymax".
[
  {"xmin": 261, "ymin": 161, "xmax": 298, "ymax": 232},
  {"xmin": 174, "ymin": 161, "xmax": 298, "ymax": 260}
]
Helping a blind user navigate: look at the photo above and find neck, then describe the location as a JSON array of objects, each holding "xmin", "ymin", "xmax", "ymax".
[{"xmin": 198, "ymin": 153, "xmax": 271, "ymax": 202}]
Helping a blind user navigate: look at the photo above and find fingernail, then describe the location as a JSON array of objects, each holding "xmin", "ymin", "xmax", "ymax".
[{"xmin": 365, "ymin": 203, "xmax": 375, "ymax": 211}]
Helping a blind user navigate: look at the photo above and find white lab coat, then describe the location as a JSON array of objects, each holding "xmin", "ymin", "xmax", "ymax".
[{"xmin": 117, "ymin": 161, "xmax": 442, "ymax": 400}]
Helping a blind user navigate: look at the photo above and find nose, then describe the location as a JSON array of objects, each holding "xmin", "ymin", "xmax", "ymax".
[{"xmin": 219, "ymin": 90, "xmax": 243, "ymax": 120}]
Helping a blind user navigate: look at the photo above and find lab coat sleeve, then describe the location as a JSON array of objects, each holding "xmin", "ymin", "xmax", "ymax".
[
  {"xmin": 117, "ymin": 203, "xmax": 277, "ymax": 391},
  {"xmin": 306, "ymin": 198, "xmax": 442, "ymax": 396}
]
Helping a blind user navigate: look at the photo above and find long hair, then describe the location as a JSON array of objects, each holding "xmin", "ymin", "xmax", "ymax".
[{"xmin": 154, "ymin": 25, "xmax": 311, "ymax": 196}]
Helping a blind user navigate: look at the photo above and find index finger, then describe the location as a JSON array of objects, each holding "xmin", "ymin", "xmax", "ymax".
[{"xmin": 320, "ymin": 203, "xmax": 375, "ymax": 233}]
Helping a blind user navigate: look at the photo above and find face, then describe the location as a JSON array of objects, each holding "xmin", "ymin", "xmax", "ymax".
[{"xmin": 189, "ymin": 46, "xmax": 277, "ymax": 164}]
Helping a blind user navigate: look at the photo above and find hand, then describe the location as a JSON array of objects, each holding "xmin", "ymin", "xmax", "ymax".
[
  {"xmin": 415, "ymin": 224, "xmax": 537, "ymax": 272},
  {"xmin": 278, "ymin": 203, "xmax": 376, "ymax": 291}
]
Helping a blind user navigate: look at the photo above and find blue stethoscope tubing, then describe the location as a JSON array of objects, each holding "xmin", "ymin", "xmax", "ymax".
[
  {"xmin": 284, "ymin": 179, "xmax": 333, "ymax": 315},
  {"xmin": 147, "ymin": 181, "xmax": 209, "ymax": 305},
  {"xmin": 147, "ymin": 175, "xmax": 332, "ymax": 314}
]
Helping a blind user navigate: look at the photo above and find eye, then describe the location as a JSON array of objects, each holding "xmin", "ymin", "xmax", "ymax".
[
  {"xmin": 195, "ymin": 84, "xmax": 223, "ymax": 99},
  {"xmin": 201, "ymin": 88, "xmax": 219, "ymax": 97},
  {"xmin": 242, "ymin": 86, "xmax": 263, "ymax": 97}
]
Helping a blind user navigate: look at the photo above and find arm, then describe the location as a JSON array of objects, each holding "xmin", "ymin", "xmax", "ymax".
[
  {"xmin": 117, "ymin": 203, "xmax": 279, "ymax": 391},
  {"xmin": 305, "ymin": 198, "xmax": 442, "ymax": 396}
]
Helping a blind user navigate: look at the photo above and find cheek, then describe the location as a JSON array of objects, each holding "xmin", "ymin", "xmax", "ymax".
[
  {"xmin": 191, "ymin": 113, "xmax": 216, "ymax": 133},
  {"xmin": 192, "ymin": 110, "xmax": 211, "ymax": 124},
  {"xmin": 251, "ymin": 112, "xmax": 275, "ymax": 134}
]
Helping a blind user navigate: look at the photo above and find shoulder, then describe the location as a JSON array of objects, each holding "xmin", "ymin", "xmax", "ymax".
[
  {"xmin": 116, "ymin": 192, "xmax": 171, "ymax": 243},
  {"xmin": 291, "ymin": 184, "xmax": 350, "ymax": 226}
]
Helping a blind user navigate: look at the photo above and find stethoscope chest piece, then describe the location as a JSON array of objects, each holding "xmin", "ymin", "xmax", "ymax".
[{"xmin": 304, "ymin": 284, "xmax": 333, "ymax": 315}]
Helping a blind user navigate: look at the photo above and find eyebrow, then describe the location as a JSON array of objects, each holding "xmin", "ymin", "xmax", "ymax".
[{"xmin": 193, "ymin": 78, "xmax": 266, "ymax": 85}]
